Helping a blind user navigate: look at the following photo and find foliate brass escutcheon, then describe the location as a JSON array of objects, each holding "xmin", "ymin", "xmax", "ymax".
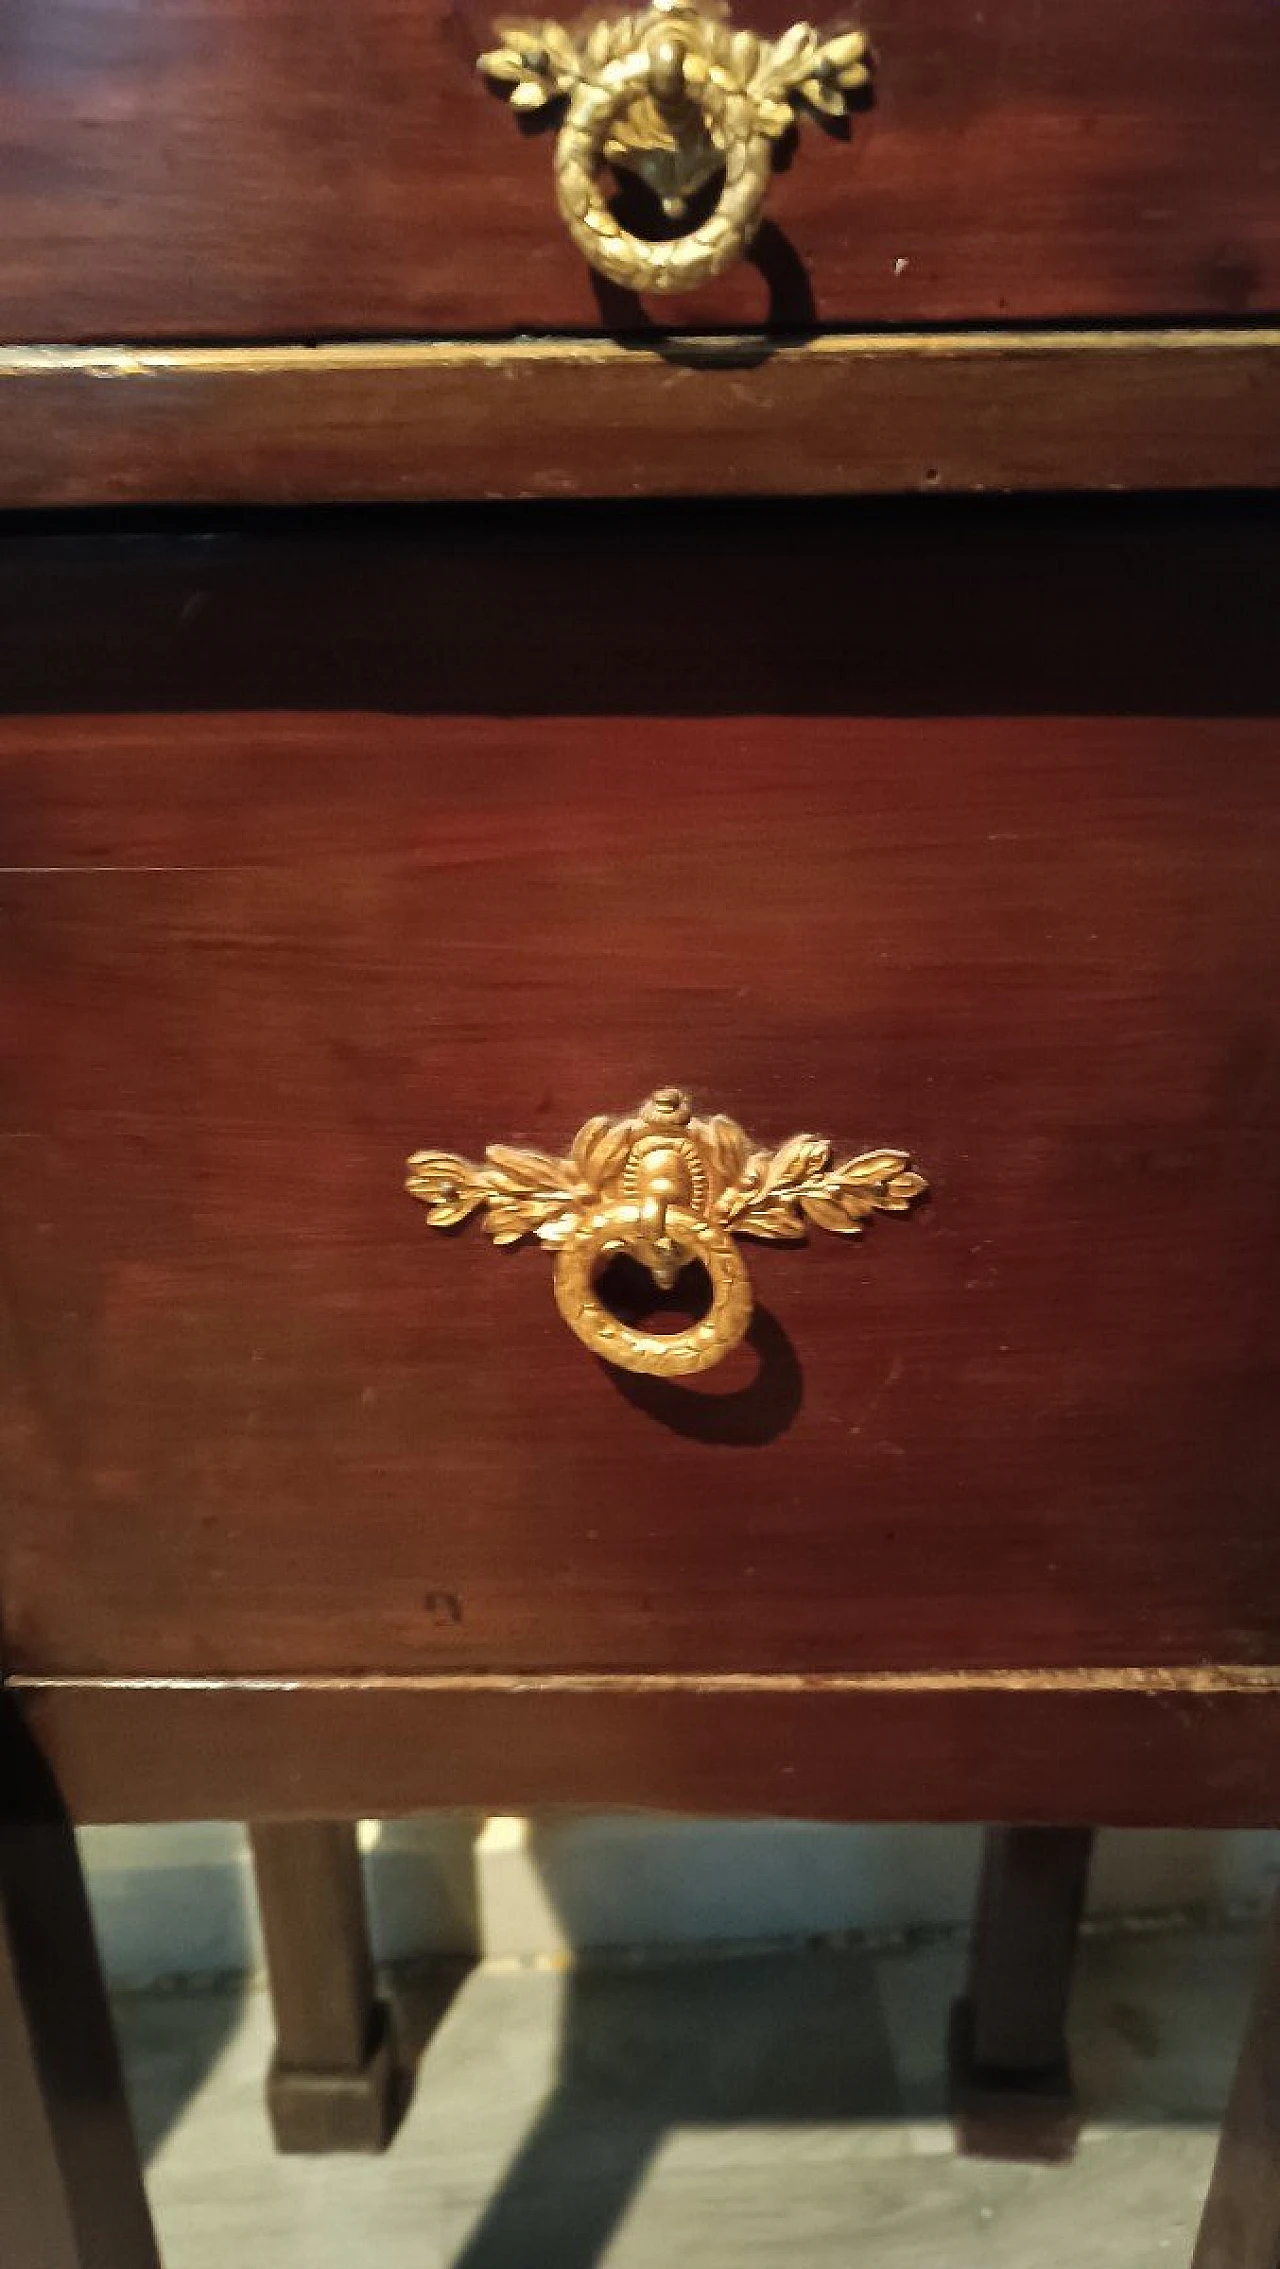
[
  {"xmin": 406, "ymin": 1087, "xmax": 926, "ymax": 1377},
  {"xmin": 477, "ymin": 0, "xmax": 872, "ymax": 296}
]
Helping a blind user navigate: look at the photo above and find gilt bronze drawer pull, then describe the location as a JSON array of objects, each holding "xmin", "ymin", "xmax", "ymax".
[
  {"xmin": 477, "ymin": 0, "xmax": 871, "ymax": 295},
  {"xmin": 407, "ymin": 1086, "xmax": 925, "ymax": 1376}
]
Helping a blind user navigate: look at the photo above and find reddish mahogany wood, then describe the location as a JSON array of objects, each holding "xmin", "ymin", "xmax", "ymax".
[
  {"xmin": 0, "ymin": 0, "xmax": 1276, "ymax": 341},
  {"xmin": 1, "ymin": 714, "xmax": 1278, "ymax": 1680},
  {"xmin": 0, "ymin": 503, "xmax": 1276, "ymax": 1688},
  {"xmin": 2, "ymin": 335, "xmax": 1278, "ymax": 509},
  {"xmin": 13, "ymin": 1675, "xmax": 1280, "ymax": 1828}
]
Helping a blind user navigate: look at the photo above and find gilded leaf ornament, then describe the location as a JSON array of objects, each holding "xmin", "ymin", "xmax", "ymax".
[
  {"xmin": 476, "ymin": 0, "xmax": 873, "ymax": 294},
  {"xmin": 407, "ymin": 1087, "xmax": 927, "ymax": 1377}
]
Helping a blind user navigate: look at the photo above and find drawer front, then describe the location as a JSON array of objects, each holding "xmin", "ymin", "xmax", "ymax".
[
  {"xmin": 0, "ymin": 0, "xmax": 1276, "ymax": 340},
  {"xmin": 1, "ymin": 507, "xmax": 1277, "ymax": 1684}
]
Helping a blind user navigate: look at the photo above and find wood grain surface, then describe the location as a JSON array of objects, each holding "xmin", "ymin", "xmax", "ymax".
[
  {"xmin": 2, "ymin": 334, "xmax": 1278, "ymax": 509},
  {"xmin": 13, "ymin": 1671, "xmax": 1280, "ymax": 1827},
  {"xmin": 1, "ymin": 502, "xmax": 1276, "ymax": 1689},
  {"xmin": 0, "ymin": 0, "xmax": 1277, "ymax": 339}
]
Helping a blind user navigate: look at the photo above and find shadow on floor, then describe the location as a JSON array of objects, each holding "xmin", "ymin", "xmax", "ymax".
[
  {"xmin": 441, "ymin": 1948, "xmax": 900, "ymax": 2269},
  {"xmin": 116, "ymin": 1979, "xmax": 251, "ymax": 2162}
]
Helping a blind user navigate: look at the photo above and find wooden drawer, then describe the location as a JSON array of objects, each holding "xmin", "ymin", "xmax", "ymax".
[
  {"xmin": 1, "ymin": 499, "xmax": 1277, "ymax": 1689},
  {"xmin": 0, "ymin": 0, "xmax": 1276, "ymax": 341}
]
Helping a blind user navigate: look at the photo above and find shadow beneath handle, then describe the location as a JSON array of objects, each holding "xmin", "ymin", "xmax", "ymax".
[
  {"xmin": 602, "ymin": 1304, "xmax": 803, "ymax": 1444},
  {"xmin": 590, "ymin": 219, "xmax": 818, "ymax": 349}
]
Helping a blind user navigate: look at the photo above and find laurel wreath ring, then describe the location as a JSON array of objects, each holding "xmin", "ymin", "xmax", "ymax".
[{"xmin": 555, "ymin": 51, "xmax": 773, "ymax": 293}]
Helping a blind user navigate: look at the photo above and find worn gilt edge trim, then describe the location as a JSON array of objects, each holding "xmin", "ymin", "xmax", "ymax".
[
  {"xmin": 11, "ymin": 1666, "xmax": 1280, "ymax": 1697},
  {"xmin": 0, "ymin": 328, "xmax": 1277, "ymax": 380},
  {"xmin": 1, "ymin": 328, "xmax": 1275, "ymax": 502}
]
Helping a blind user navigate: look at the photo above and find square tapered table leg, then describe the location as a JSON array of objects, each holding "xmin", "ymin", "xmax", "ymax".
[{"xmin": 1, "ymin": 1701, "xmax": 159, "ymax": 2269}]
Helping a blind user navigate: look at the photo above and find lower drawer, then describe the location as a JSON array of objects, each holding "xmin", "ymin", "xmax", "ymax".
[{"xmin": 1, "ymin": 503, "xmax": 1277, "ymax": 1683}]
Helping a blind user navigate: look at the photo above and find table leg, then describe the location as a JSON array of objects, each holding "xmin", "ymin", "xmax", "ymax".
[
  {"xmin": 250, "ymin": 1819, "xmax": 401, "ymax": 2152},
  {"xmin": 1191, "ymin": 1891, "xmax": 1280, "ymax": 2269},
  {"xmin": 0, "ymin": 1699, "xmax": 159, "ymax": 2269},
  {"xmin": 950, "ymin": 1824, "xmax": 1095, "ymax": 2161}
]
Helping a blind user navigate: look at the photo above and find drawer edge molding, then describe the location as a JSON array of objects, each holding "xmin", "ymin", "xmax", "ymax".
[
  {"xmin": 16, "ymin": 1665, "xmax": 1280, "ymax": 1696},
  {"xmin": 9, "ymin": 1666, "xmax": 1280, "ymax": 1828},
  {"xmin": 0, "ymin": 328, "xmax": 1276, "ymax": 507}
]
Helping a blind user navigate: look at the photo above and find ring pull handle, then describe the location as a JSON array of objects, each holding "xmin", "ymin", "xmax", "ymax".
[
  {"xmin": 407, "ymin": 1087, "xmax": 926, "ymax": 1377},
  {"xmin": 478, "ymin": 1, "xmax": 872, "ymax": 296}
]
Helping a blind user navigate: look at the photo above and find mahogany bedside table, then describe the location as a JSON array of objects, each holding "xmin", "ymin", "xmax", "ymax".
[{"xmin": 0, "ymin": 0, "xmax": 1278, "ymax": 2261}]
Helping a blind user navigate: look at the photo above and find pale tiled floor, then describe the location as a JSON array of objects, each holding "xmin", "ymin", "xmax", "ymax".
[{"xmin": 115, "ymin": 1921, "xmax": 1257, "ymax": 2269}]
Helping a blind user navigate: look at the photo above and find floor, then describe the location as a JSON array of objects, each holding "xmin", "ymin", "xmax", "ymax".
[{"xmin": 116, "ymin": 1919, "xmax": 1255, "ymax": 2269}]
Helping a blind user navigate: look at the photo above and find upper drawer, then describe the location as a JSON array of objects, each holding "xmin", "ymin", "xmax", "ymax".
[{"xmin": 1, "ymin": 0, "xmax": 1276, "ymax": 341}]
